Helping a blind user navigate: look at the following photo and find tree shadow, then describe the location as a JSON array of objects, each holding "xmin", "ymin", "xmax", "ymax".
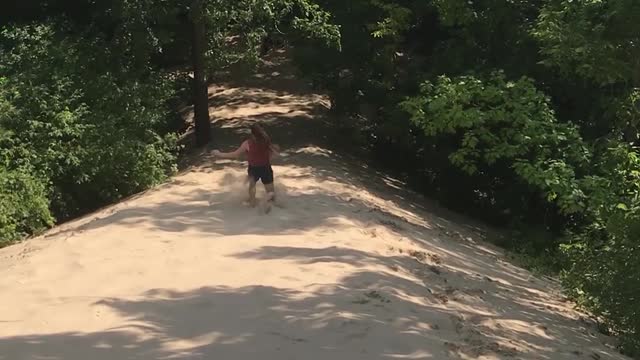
[
  {"xmin": 209, "ymin": 48, "xmax": 319, "ymax": 95},
  {"xmin": 0, "ymin": 264, "xmax": 621, "ymax": 360},
  {"xmin": 229, "ymin": 245, "xmax": 607, "ymax": 347}
]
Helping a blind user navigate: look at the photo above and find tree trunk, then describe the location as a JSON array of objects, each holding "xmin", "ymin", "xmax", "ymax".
[{"xmin": 190, "ymin": 0, "xmax": 210, "ymax": 146}]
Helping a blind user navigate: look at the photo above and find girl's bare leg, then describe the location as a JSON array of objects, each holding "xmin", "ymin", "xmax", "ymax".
[
  {"xmin": 246, "ymin": 179, "xmax": 257, "ymax": 207},
  {"xmin": 264, "ymin": 183, "xmax": 275, "ymax": 201},
  {"xmin": 263, "ymin": 183, "xmax": 275, "ymax": 213}
]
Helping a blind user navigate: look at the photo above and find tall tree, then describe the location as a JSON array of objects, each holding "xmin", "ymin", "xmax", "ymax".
[{"xmin": 190, "ymin": 0, "xmax": 211, "ymax": 146}]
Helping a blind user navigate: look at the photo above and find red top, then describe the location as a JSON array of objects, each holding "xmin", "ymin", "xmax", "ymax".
[{"xmin": 246, "ymin": 138, "xmax": 271, "ymax": 166}]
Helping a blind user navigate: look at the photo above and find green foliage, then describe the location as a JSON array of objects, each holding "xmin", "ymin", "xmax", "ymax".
[
  {"xmin": 0, "ymin": 23, "xmax": 177, "ymax": 229},
  {"xmin": 370, "ymin": 1, "xmax": 412, "ymax": 39},
  {"xmin": 291, "ymin": 0, "xmax": 426, "ymax": 110},
  {"xmin": 560, "ymin": 144, "xmax": 640, "ymax": 356},
  {"xmin": 202, "ymin": 0, "xmax": 340, "ymax": 71},
  {"xmin": 402, "ymin": 72, "xmax": 589, "ymax": 215},
  {"xmin": 533, "ymin": 0, "xmax": 640, "ymax": 85},
  {"xmin": 563, "ymin": 212, "xmax": 640, "ymax": 356},
  {"xmin": 0, "ymin": 167, "xmax": 53, "ymax": 245},
  {"xmin": 289, "ymin": 0, "xmax": 341, "ymax": 48},
  {"xmin": 533, "ymin": 0, "xmax": 640, "ymax": 142}
]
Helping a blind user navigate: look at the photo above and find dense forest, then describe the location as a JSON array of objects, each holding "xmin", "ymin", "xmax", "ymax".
[{"xmin": 1, "ymin": 0, "xmax": 639, "ymax": 356}]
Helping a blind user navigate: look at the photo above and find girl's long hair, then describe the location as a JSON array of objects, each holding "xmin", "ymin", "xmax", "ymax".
[{"xmin": 250, "ymin": 123, "xmax": 272, "ymax": 146}]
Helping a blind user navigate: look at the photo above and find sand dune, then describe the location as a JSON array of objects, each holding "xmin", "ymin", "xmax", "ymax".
[{"xmin": 0, "ymin": 51, "xmax": 629, "ymax": 360}]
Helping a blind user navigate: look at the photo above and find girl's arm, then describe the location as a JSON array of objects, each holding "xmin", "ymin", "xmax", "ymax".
[
  {"xmin": 213, "ymin": 141, "xmax": 248, "ymax": 159},
  {"xmin": 270, "ymin": 144, "xmax": 281, "ymax": 158}
]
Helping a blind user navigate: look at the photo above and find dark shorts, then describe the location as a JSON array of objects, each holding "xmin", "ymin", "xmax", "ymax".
[{"xmin": 248, "ymin": 165, "xmax": 274, "ymax": 184}]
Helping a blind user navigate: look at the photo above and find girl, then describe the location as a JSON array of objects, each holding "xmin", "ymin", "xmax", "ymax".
[{"xmin": 213, "ymin": 123, "xmax": 280, "ymax": 212}]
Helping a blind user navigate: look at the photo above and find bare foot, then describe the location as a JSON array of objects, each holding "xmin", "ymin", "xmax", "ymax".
[
  {"xmin": 264, "ymin": 193, "xmax": 275, "ymax": 214},
  {"xmin": 259, "ymin": 196, "xmax": 274, "ymax": 214}
]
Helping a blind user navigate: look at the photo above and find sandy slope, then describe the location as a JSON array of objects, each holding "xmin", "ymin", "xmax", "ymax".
[{"xmin": 0, "ymin": 52, "xmax": 629, "ymax": 360}]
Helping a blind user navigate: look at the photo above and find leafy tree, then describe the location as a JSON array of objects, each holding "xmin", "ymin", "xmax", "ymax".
[
  {"xmin": 402, "ymin": 72, "xmax": 590, "ymax": 218},
  {"xmin": 533, "ymin": 0, "xmax": 640, "ymax": 142},
  {"xmin": 0, "ymin": 24, "xmax": 178, "ymax": 220}
]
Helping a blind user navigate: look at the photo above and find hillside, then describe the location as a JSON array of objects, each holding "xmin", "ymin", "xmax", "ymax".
[{"xmin": 0, "ymin": 51, "xmax": 629, "ymax": 360}]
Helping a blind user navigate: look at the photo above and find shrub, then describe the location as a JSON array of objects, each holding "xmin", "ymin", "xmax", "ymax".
[
  {"xmin": 562, "ymin": 144, "xmax": 640, "ymax": 357},
  {"xmin": 0, "ymin": 167, "xmax": 53, "ymax": 245},
  {"xmin": 401, "ymin": 72, "xmax": 589, "ymax": 218}
]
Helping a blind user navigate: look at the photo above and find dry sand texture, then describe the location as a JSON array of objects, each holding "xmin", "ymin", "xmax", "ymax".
[{"xmin": 0, "ymin": 50, "xmax": 629, "ymax": 360}]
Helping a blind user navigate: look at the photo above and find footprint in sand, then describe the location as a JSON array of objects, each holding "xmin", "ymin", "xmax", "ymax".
[
  {"xmin": 449, "ymin": 314, "xmax": 465, "ymax": 334},
  {"xmin": 343, "ymin": 325, "xmax": 371, "ymax": 341},
  {"xmin": 378, "ymin": 218, "xmax": 402, "ymax": 232},
  {"xmin": 362, "ymin": 228, "xmax": 378, "ymax": 238},
  {"xmin": 268, "ymin": 331, "xmax": 307, "ymax": 343},
  {"xmin": 429, "ymin": 265, "xmax": 443, "ymax": 275},
  {"xmin": 353, "ymin": 290, "xmax": 391, "ymax": 305},
  {"xmin": 432, "ymin": 291, "xmax": 449, "ymax": 304},
  {"xmin": 446, "ymin": 314, "xmax": 521, "ymax": 359},
  {"xmin": 448, "ymin": 287, "xmax": 488, "ymax": 303},
  {"xmin": 462, "ymin": 288, "xmax": 487, "ymax": 297}
]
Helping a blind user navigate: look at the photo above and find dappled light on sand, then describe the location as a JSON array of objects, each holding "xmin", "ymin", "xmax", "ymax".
[{"xmin": 0, "ymin": 53, "xmax": 629, "ymax": 360}]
